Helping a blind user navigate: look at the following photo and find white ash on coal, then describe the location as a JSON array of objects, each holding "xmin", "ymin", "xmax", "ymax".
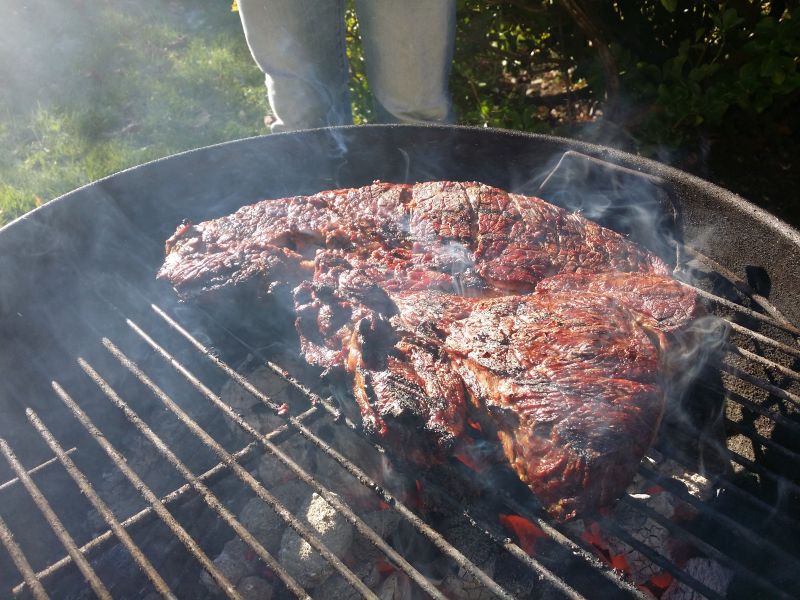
[
  {"xmin": 278, "ymin": 491, "xmax": 354, "ymax": 588},
  {"xmin": 201, "ymin": 538, "xmax": 255, "ymax": 595},
  {"xmin": 201, "ymin": 479, "xmax": 311, "ymax": 595},
  {"xmin": 236, "ymin": 575, "xmax": 274, "ymax": 600},
  {"xmin": 563, "ymin": 450, "xmax": 726, "ymax": 597},
  {"xmin": 662, "ymin": 558, "xmax": 733, "ymax": 600},
  {"xmin": 643, "ymin": 450, "xmax": 717, "ymax": 502},
  {"xmin": 377, "ymin": 571, "xmax": 418, "ymax": 600},
  {"xmin": 237, "ymin": 481, "xmax": 308, "ymax": 556},
  {"xmin": 219, "ymin": 362, "xmax": 294, "ymax": 436},
  {"xmin": 350, "ymin": 509, "xmax": 403, "ymax": 563},
  {"xmin": 437, "ymin": 514, "xmax": 498, "ymax": 600},
  {"xmin": 309, "ymin": 416, "xmax": 410, "ymax": 506},
  {"xmin": 313, "ymin": 562, "xmax": 383, "ymax": 600}
]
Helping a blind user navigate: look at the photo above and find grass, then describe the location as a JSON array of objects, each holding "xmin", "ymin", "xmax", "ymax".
[
  {"xmin": 0, "ymin": 0, "xmax": 269, "ymax": 226},
  {"xmin": 2, "ymin": 1, "xmax": 797, "ymax": 228}
]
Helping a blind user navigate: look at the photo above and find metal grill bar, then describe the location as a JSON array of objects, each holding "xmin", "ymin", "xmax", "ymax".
[
  {"xmin": 146, "ymin": 303, "xmax": 601, "ymax": 599},
  {"xmin": 0, "ymin": 515, "xmax": 49, "ymax": 600},
  {"xmin": 726, "ymin": 320, "xmax": 800, "ymax": 359},
  {"xmin": 136, "ymin": 310, "xmax": 524, "ymax": 600},
  {"xmin": 78, "ymin": 358, "xmax": 313, "ymax": 598},
  {"xmin": 731, "ymin": 345, "xmax": 800, "ymax": 382},
  {"xmin": 119, "ymin": 323, "xmax": 452, "ymax": 600},
  {"xmin": 685, "ymin": 283, "xmax": 800, "ymax": 337},
  {"xmin": 24, "ymin": 408, "xmax": 177, "ymax": 600},
  {"xmin": 87, "ymin": 345, "xmax": 372, "ymax": 600},
  {"xmin": 49, "ymin": 382, "xmax": 243, "ymax": 600},
  {"xmin": 637, "ymin": 463, "xmax": 800, "ymax": 570},
  {"xmin": 710, "ymin": 384, "xmax": 800, "ymax": 437},
  {"xmin": 0, "ymin": 447, "xmax": 77, "ymax": 493},
  {"xmin": 455, "ymin": 511, "xmax": 586, "ymax": 600},
  {"xmin": 619, "ymin": 494, "xmax": 792, "ymax": 599},
  {"xmin": 87, "ymin": 274, "xmax": 798, "ymax": 599},
  {"xmin": 725, "ymin": 419, "xmax": 800, "ymax": 464},
  {"xmin": 12, "ymin": 406, "xmax": 321, "ymax": 596},
  {"xmin": 599, "ymin": 517, "xmax": 724, "ymax": 600},
  {"xmin": 720, "ymin": 363, "xmax": 800, "ymax": 408},
  {"xmin": 0, "ymin": 438, "xmax": 112, "ymax": 600},
  {"xmin": 682, "ymin": 247, "xmax": 793, "ymax": 326},
  {"xmin": 492, "ymin": 489, "xmax": 649, "ymax": 599}
]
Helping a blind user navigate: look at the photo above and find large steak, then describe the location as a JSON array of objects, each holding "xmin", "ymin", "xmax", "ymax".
[{"xmin": 158, "ymin": 180, "xmax": 699, "ymax": 520}]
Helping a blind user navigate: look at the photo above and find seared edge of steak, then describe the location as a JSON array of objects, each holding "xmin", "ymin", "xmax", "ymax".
[{"xmin": 157, "ymin": 180, "xmax": 697, "ymax": 520}]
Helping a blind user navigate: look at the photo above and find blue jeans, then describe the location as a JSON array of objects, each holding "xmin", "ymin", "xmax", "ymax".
[{"xmin": 237, "ymin": 0, "xmax": 456, "ymax": 132}]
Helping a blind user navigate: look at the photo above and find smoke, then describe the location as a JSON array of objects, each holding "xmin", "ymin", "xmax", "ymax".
[{"xmin": 536, "ymin": 150, "xmax": 683, "ymax": 269}]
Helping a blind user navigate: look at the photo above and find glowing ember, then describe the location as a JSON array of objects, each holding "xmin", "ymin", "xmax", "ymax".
[
  {"xmin": 498, "ymin": 514, "xmax": 546, "ymax": 555},
  {"xmin": 374, "ymin": 560, "xmax": 395, "ymax": 576}
]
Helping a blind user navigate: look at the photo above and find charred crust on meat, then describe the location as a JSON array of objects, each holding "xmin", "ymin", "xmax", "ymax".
[{"xmin": 159, "ymin": 180, "xmax": 700, "ymax": 521}]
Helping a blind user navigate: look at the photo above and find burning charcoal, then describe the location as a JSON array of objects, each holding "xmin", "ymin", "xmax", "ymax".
[
  {"xmin": 201, "ymin": 538, "xmax": 256, "ymax": 595},
  {"xmin": 493, "ymin": 557, "xmax": 537, "ymax": 599},
  {"xmin": 377, "ymin": 571, "xmax": 418, "ymax": 600},
  {"xmin": 439, "ymin": 515, "xmax": 497, "ymax": 600},
  {"xmin": 313, "ymin": 448, "xmax": 378, "ymax": 509},
  {"xmin": 257, "ymin": 432, "xmax": 318, "ymax": 488},
  {"xmin": 351, "ymin": 509, "xmax": 403, "ymax": 563},
  {"xmin": 237, "ymin": 576, "xmax": 274, "ymax": 600},
  {"xmin": 220, "ymin": 363, "xmax": 290, "ymax": 435},
  {"xmin": 607, "ymin": 502, "xmax": 672, "ymax": 584},
  {"xmin": 312, "ymin": 418, "xmax": 410, "ymax": 500},
  {"xmin": 238, "ymin": 479, "xmax": 312, "ymax": 551},
  {"xmin": 239, "ymin": 497, "xmax": 285, "ymax": 555},
  {"xmin": 643, "ymin": 453, "xmax": 716, "ymax": 502},
  {"xmin": 662, "ymin": 558, "xmax": 733, "ymax": 600},
  {"xmin": 313, "ymin": 562, "xmax": 382, "ymax": 600},
  {"xmin": 279, "ymin": 492, "xmax": 354, "ymax": 588},
  {"xmin": 628, "ymin": 491, "xmax": 676, "ymax": 520}
]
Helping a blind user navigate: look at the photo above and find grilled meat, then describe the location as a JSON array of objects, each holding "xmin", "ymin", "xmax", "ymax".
[
  {"xmin": 160, "ymin": 181, "xmax": 668, "ymax": 302},
  {"xmin": 158, "ymin": 180, "xmax": 698, "ymax": 519},
  {"xmin": 443, "ymin": 292, "xmax": 666, "ymax": 520}
]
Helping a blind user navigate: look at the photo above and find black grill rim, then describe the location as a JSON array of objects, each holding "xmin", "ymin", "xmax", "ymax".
[{"xmin": 1, "ymin": 124, "xmax": 799, "ymax": 599}]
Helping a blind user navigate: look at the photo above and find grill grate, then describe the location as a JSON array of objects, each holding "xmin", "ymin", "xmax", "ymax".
[{"xmin": 1, "ymin": 241, "xmax": 799, "ymax": 599}]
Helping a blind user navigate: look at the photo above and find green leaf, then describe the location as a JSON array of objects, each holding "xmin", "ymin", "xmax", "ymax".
[
  {"xmin": 660, "ymin": 0, "xmax": 678, "ymax": 13},
  {"xmin": 721, "ymin": 9, "xmax": 743, "ymax": 32}
]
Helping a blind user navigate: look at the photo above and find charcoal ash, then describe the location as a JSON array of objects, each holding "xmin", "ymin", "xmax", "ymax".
[
  {"xmin": 314, "ymin": 562, "xmax": 382, "ymax": 600},
  {"xmin": 201, "ymin": 479, "xmax": 311, "ymax": 595},
  {"xmin": 310, "ymin": 412, "xmax": 412, "ymax": 504},
  {"xmin": 662, "ymin": 558, "xmax": 733, "ymax": 600},
  {"xmin": 376, "ymin": 571, "xmax": 419, "ymax": 600},
  {"xmin": 200, "ymin": 538, "xmax": 256, "ymax": 595},
  {"xmin": 437, "ymin": 514, "xmax": 497, "ymax": 600},
  {"xmin": 236, "ymin": 575, "xmax": 274, "ymax": 600},
  {"xmin": 278, "ymin": 491, "xmax": 354, "ymax": 588},
  {"xmin": 350, "ymin": 509, "xmax": 403, "ymax": 563}
]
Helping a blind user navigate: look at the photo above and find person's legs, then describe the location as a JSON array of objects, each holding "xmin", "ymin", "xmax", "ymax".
[
  {"xmin": 237, "ymin": 0, "xmax": 351, "ymax": 132},
  {"xmin": 354, "ymin": 0, "xmax": 456, "ymax": 124}
]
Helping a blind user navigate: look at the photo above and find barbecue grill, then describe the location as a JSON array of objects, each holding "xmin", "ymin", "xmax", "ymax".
[{"xmin": 1, "ymin": 125, "xmax": 798, "ymax": 599}]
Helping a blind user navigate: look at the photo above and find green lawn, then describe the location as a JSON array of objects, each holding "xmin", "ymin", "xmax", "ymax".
[
  {"xmin": 2, "ymin": 1, "xmax": 798, "ymax": 229},
  {"xmin": 0, "ymin": 0, "xmax": 269, "ymax": 226}
]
